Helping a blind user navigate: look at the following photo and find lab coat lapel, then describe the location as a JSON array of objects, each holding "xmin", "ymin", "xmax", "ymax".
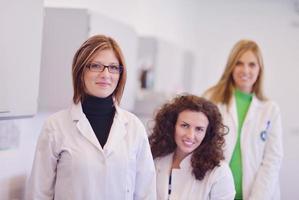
[
  {"xmin": 228, "ymin": 94, "xmax": 258, "ymax": 130},
  {"xmin": 241, "ymin": 95, "xmax": 262, "ymax": 139},
  {"xmin": 243, "ymin": 95, "xmax": 261, "ymax": 123},
  {"xmin": 228, "ymin": 97, "xmax": 238, "ymax": 130},
  {"xmin": 222, "ymin": 98, "xmax": 239, "ymax": 162},
  {"xmin": 156, "ymin": 153, "xmax": 173, "ymax": 200},
  {"xmin": 228, "ymin": 96, "xmax": 261, "ymax": 130},
  {"xmin": 70, "ymin": 103, "xmax": 103, "ymax": 152},
  {"xmin": 103, "ymin": 105, "xmax": 128, "ymax": 156}
]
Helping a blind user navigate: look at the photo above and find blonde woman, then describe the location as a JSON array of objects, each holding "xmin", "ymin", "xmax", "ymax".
[{"xmin": 204, "ymin": 40, "xmax": 283, "ymax": 200}]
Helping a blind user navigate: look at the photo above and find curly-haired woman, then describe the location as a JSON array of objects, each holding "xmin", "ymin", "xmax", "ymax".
[{"xmin": 149, "ymin": 94, "xmax": 235, "ymax": 200}]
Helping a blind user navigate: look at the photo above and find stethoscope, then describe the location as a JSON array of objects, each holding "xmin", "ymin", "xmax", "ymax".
[{"xmin": 260, "ymin": 120, "xmax": 271, "ymax": 141}]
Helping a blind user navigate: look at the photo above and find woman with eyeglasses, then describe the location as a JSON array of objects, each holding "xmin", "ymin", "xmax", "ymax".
[
  {"xmin": 149, "ymin": 94, "xmax": 235, "ymax": 200},
  {"xmin": 26, "ymin": 35, "xmax": 156, "ymax": 200},
  {"xmin": 204, "ymin": 40, "xmax": 283, "ymax": 200}
]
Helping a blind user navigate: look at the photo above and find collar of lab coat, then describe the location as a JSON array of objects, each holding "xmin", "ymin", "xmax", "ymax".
[
  {"xmin": 178, "ymin": 153, "xmax": 193, "ymax": 170},
  {"xmin": 228, "ymin": 94, "xmax": 263, "ymax": 126},
  {"xmin": 69, "ymin": 99, "xmax": 129, "ymax": 155},
  {"xmin": 160, "ymin": 152, "xmax": 193, "ymax": 171}
]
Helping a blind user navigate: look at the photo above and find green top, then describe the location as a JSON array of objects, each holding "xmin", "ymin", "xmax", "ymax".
[{"xmin": 230, "ymin": 89, "xmax": 253, "ymax": 200}]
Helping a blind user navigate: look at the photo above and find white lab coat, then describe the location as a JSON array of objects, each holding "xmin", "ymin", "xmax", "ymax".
[
  {"xmin": 218, "ymin": 96, "xmax": 283, "ymax": 200},
  {"xmin": 155, "ymin": 153, "xmax": 235, "ymax": 200},
  {"xmin": 26, "ymin": 103, "xmax": 157, "ymax": 200}
]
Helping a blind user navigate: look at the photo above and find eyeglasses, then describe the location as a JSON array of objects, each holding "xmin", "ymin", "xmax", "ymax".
[{"xmin": 86, "ymin": 63, "xmax": 123, "ymax": 74}]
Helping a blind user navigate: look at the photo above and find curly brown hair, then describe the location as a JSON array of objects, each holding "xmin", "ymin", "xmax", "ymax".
[{"xmin": 149, "ymin": 94, "xmax": 227, "ymax": 180}]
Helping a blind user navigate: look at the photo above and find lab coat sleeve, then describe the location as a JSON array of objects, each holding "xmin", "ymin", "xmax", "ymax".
[
  {"xmin": 249, "ymin": 103, "xmax": 283, "ymax": 200},
  {"xmin": 210, "ymin": 162, "xmax": 236, "ymax": 200},
  {"xmin": 26, "ymin": 120, "xmax": 59, "ymax": 200},
  {"xmin": 133, "ymin": 121, "xmax": 157, "ymax": 200}
]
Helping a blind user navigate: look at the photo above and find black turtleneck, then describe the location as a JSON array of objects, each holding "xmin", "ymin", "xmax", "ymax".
[{"xmin": 82, "ymin": 94, "xmax": 115, "ymax": 148}]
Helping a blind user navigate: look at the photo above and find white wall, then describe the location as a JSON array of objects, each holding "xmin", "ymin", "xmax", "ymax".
[
  {"xmin": 1, "ymin": 0, "xmax": 299, "ymax": 199},
  {"xmin": 154, "ymin": 40, "xmax": 185, "ymax": 93},
  {"xmin": 0, "ymin": 112, "xmax": 51, "ymax": 200}
]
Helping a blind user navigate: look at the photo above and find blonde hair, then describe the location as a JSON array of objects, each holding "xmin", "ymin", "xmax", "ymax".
[
  {"xmin": 72, "ymin": 35, "xmax": 126, "ymax": 104},
  {"xmin": 204, "ymin": 39, "xmax": 267, "ymax": 105}
]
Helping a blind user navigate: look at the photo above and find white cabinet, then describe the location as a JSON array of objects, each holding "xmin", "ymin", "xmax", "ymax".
[
  {"xmin": 138, "ymin": 37, "xmax": 196, "ymax": 94},
  {"xmin": 38, "ymin": 8, "xmax": 89, "ymax": 111},
  {"xmin": 0, "ymin": 0, "xmax": 43, "ymax": 118},
  {"xmin": 39, "ymin": 7, "xmax": 138, "ymax": 111},
  {"xmin": 134, "ymin": 37, "xmax": 197, "ymax": 123}
]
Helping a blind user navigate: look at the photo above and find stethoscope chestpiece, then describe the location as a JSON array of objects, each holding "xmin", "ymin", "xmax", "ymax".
[{"xmin": 260, "ymin": 120, "xmax": 271, "ymax": 142}]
